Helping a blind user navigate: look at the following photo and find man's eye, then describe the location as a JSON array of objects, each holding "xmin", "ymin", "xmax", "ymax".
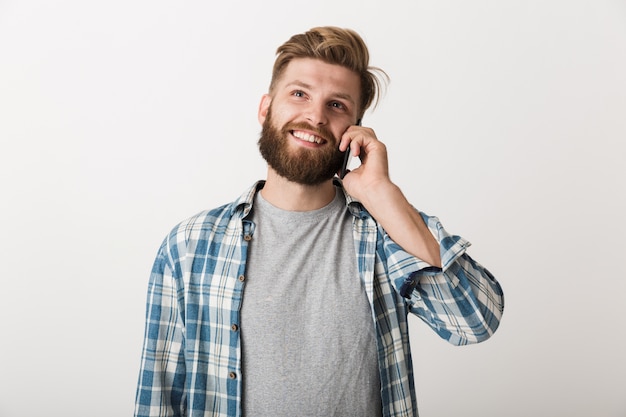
[
  {"xmin": 330, "ymin": 102, "xmax": 345, "ymax": 110},
  {"xmin": 293, "ymin": 90, "xmax": 305, "ymax": 97}
]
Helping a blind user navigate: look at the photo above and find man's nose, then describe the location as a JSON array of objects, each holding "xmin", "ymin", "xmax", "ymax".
[{"xmin": 305, "ymin": 103, "xmax": 328, "ymax": 126}]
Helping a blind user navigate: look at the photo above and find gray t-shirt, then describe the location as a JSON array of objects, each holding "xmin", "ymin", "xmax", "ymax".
[{"xmin": 241, "ymin": 188, "xmax": 382, "ymax": 417}]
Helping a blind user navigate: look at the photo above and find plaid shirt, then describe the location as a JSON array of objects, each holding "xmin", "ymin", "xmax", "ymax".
[{"xmin": 134, "ymin": 180, "xmax": 504, "ymax": 417}]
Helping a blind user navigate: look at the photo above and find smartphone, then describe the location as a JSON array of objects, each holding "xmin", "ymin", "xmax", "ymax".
[{"xmin": 339, "ymin": 119, "xmax": 361, "ymax": 179}]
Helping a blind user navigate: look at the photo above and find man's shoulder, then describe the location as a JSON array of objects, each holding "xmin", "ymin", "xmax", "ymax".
[
  {"xmin": 178, "ymin": 203, "xmax": 234, "ymax": 232},
  {"xmin": 167, "ymin": 181, "xmax": 264, "ymax": 241}
]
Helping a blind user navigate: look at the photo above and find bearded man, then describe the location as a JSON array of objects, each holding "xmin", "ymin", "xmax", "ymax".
[{"xmin": 134, "ymin": 26, "xmax": 504, "ymax": 417}]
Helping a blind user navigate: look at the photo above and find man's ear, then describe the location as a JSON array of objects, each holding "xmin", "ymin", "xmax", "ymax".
[{"xmin": 258, "ymin": 94, "xmax": 272, "ymax": 125}]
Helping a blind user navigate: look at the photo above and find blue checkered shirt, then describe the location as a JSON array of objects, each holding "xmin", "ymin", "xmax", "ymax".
[{"xmin": 134, "ymin": 181, "xmax": 504, "ymax": 417}]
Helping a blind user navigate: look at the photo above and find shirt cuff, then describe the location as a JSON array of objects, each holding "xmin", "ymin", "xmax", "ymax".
[{"xmin": 385, "ymin": 212, "xmax": 471, "ymax": 299}]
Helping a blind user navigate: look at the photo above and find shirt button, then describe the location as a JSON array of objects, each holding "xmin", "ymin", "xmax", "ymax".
[
  {"xmin": 229, "ymin": 372, "xmax": 237, "ymax": 379},
  {"xmin": 238, "ymin": 275, "xmax": 245, "ymax": 282},
  {"xmin": 231, "ymin": 324, "xmax": 239, "ymax": 331},
  {"xmin": 243, "ymin": 234, "xmax": 252, "ymax": 241}
]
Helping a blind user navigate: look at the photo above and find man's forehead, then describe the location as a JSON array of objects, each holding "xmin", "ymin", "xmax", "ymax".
[{"xmin": 278, "ymin": 58, "xmax": 360, "ymax": 102}]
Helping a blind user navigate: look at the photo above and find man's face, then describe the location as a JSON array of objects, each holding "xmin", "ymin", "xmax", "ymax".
[{"xmin": 258, "ymin": 58, "xmax": 361, "ymax": 186}]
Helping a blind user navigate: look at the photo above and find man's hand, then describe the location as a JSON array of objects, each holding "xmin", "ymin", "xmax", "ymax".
[{"xmin": 338, "ymin": 125, "xmax": 392, "ymax": 203}]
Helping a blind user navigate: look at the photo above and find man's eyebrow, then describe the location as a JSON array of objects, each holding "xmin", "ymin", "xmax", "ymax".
[
  {"xmin": 286, "ymin": 80, "xmax": 313, "ymax": 90},
  {"xmin": 286, "ymin": 80, "xmax": 357, "ymax": 105}
]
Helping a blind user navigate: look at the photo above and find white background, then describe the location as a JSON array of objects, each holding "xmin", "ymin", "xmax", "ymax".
[{"xmin": 1, "ymin": 1, "xmax": 625, "ymax": 416}]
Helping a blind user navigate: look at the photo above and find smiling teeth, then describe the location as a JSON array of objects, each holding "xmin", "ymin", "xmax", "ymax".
[{"xmin": 293, "ymin": 131, "xmax": 323, "ymax": 144}]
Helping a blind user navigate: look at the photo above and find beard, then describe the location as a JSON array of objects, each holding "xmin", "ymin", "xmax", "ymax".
[{"xmin": 258, "ymin": 108, "xmax": 344, "ymax": 186}]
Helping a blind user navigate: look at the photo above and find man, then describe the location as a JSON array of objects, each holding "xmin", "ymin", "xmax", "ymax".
[{"xmin": 134, "ymin": 26, "xmax": 504, "ymax": 417}]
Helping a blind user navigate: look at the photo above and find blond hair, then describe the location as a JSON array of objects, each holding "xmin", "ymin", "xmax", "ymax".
[{"xmin": 269, "ymin": 26, "xmax": 388, "ymax": 119}]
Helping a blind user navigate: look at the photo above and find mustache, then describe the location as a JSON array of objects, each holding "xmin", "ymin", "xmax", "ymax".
[{"xmin": 281, "ymin": 122, "xmax": 337, "ymax": 144}]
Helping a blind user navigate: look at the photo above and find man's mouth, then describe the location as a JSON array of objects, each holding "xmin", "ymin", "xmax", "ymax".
[{"xmin": 291, "ymin": 130, "xmax": 326, "ymax": 145}]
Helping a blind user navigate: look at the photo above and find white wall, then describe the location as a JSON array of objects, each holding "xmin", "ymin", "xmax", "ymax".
[{"xmin": 1, "ymin": 1, "xmax": 624, "ymax": 416}]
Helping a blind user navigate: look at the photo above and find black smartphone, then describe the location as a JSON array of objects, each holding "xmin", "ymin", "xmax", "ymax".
[{"xmin": 339, "ymin": 119, "xmax": 361, "ymax": 179}]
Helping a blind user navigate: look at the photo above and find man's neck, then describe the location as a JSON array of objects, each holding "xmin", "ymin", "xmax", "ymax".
[{"xmin": 261, "ymin": 169, "xmax": 337, "ymax": 211}]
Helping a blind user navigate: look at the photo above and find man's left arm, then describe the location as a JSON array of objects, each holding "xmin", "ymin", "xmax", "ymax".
[
  {"xmin": 340, "ymin": 126, "xmax": 504, "ymax": 345},
  {"xmin": 380, "ymin": 214, "xmax": 504, "ymax": 345},
  {"xmin": 340, "ymin": 125, "xmax": 443, "ymax": 264}
]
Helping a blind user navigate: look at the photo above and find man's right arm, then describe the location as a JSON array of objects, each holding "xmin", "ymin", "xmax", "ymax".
[{"xmin": 134, "ymin": 243, "xmax": 187, "ymax": 417}]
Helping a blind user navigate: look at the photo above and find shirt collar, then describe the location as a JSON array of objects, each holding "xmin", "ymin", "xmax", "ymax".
[
  {"xmin": 230, "ymin": 180, "xmax": 265, "ymax": 218},
  {"xmin": 230, "ymin": 179, "xmax": 371, "ymax": 220},
  {"xmin": 333, "ymin": 178, "xmax": 371, "ymax": 220}
]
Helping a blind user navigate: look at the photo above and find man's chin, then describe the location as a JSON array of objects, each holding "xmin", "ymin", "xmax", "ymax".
[
  {"xmin": 274, "ymin": 170, "xmax": 336, "ymax": 187},
  {"xmin": 268, "ymin": 160, "xmax": 337, "ymax": 186}
]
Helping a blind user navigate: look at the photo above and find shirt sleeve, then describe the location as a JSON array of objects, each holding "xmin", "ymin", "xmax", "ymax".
[
  {"xmin": 382, "ymin": 212, "xmax": 505, "ymax": 346},
  {"xmin": 134, "ymin": 238, "xmax": 187, "ymax": 417}
]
